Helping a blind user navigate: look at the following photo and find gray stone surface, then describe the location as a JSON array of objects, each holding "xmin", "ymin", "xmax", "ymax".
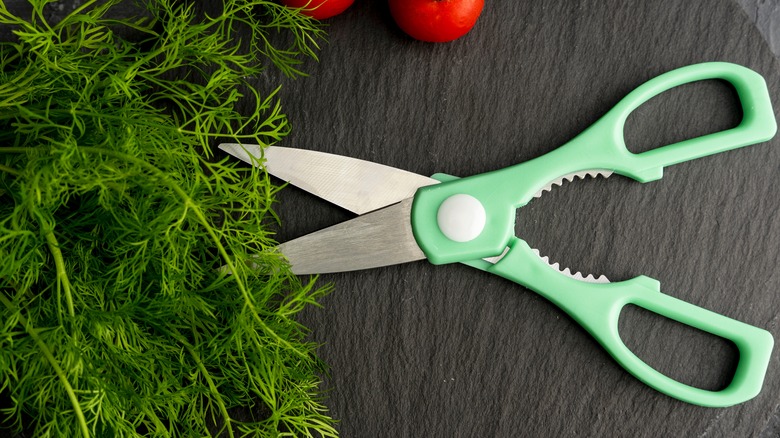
[
  {"xmin": 2, "ymin": 1, "xmax": 780, "ymax": 436},
  {"xmin": 263, "ymin": 1, "xmax": 780, "ymax": 436},
  {"xmin": 739, "ymin": 0, "xmax": 780, "ymax": 57}
]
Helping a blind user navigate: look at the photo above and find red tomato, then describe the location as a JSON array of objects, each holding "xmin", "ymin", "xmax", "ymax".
[
  {"xmin": 280, "ymin": 0, "xmax": 355, "ymax": 20},
  {"xmin": 388, "ymin": 0, "xmax": 484, "ymax": 42}
]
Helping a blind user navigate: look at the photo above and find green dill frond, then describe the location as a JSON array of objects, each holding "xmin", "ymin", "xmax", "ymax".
[{"xmin": 0, "ymin": 0, "xmax": 335, "ymax": 437}]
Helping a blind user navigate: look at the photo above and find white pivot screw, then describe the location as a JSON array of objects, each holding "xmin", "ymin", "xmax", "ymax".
[{"xmin": 436, "ymin": 194, "xmax": 486, "ymax": 242}]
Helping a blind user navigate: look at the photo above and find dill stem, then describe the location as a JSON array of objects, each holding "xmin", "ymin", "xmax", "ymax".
[
  {"xmin": 0, "ymin": 294, "xmax": 90, "ymax": 438},
  {"xmin": 0, "ymin": 163, "xmax": 20, "ymax": 176},
  {"xmin": 0, "ymin": 147, "xmax": 36, "ymax": 153},
  {"xmin": 66, "ymin": 0, "xmax": 108, "ymax": 20},
  {"xmin": 44, "ymin": 230, "xmax": 77, "ymax": 319},
  {"xmin": 0, "ymin": 110, "xmax": 270, "ymax": 140},
  {"xmin": 146, "ymin": 319, "xmax": 235, "ymax": 437},
  {"xmin": 185, "ymin": 342, "xmax": 235, "ymax": 438}
]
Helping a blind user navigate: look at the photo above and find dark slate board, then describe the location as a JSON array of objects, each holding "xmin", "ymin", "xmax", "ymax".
[
  {"xmin": 736, "ymin": 0, "xmax": 780, "ymax": 56},
  {"xmin": 250, "ymin": 1, "xmax": 780, "ymax": 436}
]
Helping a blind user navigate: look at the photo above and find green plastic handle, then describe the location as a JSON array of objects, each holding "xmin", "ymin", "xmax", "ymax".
[
  {"xmin": 432, "ymin": 172, "xmax": 774, "ymax": 406},
  {"xmin": 410, "ymin": 63, "xmax": 777, "ymax": 406},
  {"xmin": 411, "ymin": 62, "xmax": 777, "ymax": 265},
  {"xmin": 478, "ymin": 238, "xmax": 774, "ymax": 408}
]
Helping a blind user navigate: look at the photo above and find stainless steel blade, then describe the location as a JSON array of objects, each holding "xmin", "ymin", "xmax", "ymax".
[
  {"xmin": 278, "ymin": 198, "xmax": 426, "ymax": 274},
  {"xmin": 218, "ymin": 143, "xmax": 439, "ymax": 214}
]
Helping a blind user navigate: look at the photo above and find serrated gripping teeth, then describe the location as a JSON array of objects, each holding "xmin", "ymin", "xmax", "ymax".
[
  {"xmin": 533, "ymin": 169, "xmax": 614, "ymax": 198},
  {"xmin": 531, "ymin": 249, "xmax": 610, "ymax": 284}
]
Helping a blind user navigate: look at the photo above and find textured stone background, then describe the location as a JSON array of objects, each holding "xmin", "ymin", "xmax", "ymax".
[
  {"xmin": 738, "ymin": 0, "xmax": 780, "ymax": 57},
  {"xmin": 3, "ymin": 1, "xmax": 780, "ymax": 437},
  {"xmin": 266, "ymin": 1, "xmax": 780, "ymax": 436}
]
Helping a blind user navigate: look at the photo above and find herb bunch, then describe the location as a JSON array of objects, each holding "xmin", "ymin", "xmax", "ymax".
[{"xmin": 0, "ymin": 0, "xmax": 335, "ymax": 436}]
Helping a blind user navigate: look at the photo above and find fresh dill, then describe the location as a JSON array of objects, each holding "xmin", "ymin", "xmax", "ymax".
[{"xmin": 0, "ymin": 0, "xmax": 336, "ymax": 436}]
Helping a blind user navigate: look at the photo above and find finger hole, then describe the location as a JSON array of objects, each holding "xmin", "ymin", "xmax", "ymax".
[
  {"xmin": 624, "ymin": 79, "xmax": 742, "ymax": 155},
  {"xmin": 618, "ymin": 304, "xmax": 739, "ymax": 391}
]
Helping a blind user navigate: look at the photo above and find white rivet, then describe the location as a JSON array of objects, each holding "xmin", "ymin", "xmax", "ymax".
[{"xmin": 436, "ymin": 194, "xmax": 486, "ymax": 242}]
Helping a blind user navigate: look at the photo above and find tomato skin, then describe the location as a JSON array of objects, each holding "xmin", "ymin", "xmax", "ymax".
[
  {"xmin": 280, "ymin": 0, "xmax": 355, "ymax": 20},
  {"xmin": 389, "ymin": 0, "xmax": 484, "ymax": 42}
]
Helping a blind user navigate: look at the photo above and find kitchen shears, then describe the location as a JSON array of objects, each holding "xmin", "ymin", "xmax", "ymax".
[{"xmin": 219, "ymin": 62, "xmax": 776, "ymax": 407}]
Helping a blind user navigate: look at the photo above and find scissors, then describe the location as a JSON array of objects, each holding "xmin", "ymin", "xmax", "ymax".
[{"xmin": 220, "ymin": 62, "xmax": 776, "ymax": 407}]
